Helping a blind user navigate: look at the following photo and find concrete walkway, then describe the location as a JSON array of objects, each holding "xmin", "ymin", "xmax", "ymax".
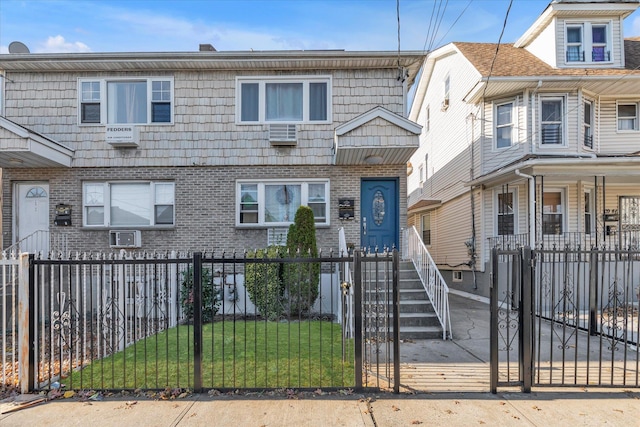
[{"xmin": 2, "ymin": 292, "xmax": 640, "ymax": 426}]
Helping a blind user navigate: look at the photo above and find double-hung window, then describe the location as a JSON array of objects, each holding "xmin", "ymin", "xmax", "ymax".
[
  {"xmin": 540, "ymin": 97, "xmax": 564, "ymax": 145},
  {"xmin": 79, "ymin": 78, "xmax": 173, "ymax": 124},
  {"xmin": 495, "ymin": 101, "xmax": 513, "ymax": 149},
  {"xmin": 591, "ymin": 24, "xmax": 608, "ymax": 62},
  {"xmin": 83, "ymin": 181, "xmax": 175, "ymax": 227},
  {"xmin": 617, "ymin": 103, "xmax": 638, "ymax": 131},
  {"xmin": 421, "ymin": 213, "xmax": 431, "ymax": 246},
  {"xmin": 542, "ymin": 190, "xmax": 564, "ymax": 235},
  {"xmin": 497, "ymin": 191, "xmax": 515, "ymax": 236},
  {"xmin": 583, "ymin": 100, "xmax": 593, "ymax": 148},
  {"xmin": 237, "ymin": 180, "xmax": 329, "ymax": 226},
  {"xmin": 566, "ymin": 25, "xmax": 584, "ymax": 62},
  {"xmin": 237, "ymin": 76, "xmax": 331, "ymax": 123}
]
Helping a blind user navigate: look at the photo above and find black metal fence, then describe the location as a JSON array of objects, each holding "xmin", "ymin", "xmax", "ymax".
[
  {"xmin": 13, "ymin": 249, "xmax": 400, "ymax": 393},
  {"xmin": 491, "ymin": 246, "xmax": 640, "ymax": 392}
]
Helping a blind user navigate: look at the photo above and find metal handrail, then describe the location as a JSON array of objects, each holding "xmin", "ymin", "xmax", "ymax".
[
  {"xmin": 3, "ymin": 230, "xmax": 68, "ymax": 256},
  {"xmin": 403, "ymin": 226, "xmax": 452, "ymax": 339}
]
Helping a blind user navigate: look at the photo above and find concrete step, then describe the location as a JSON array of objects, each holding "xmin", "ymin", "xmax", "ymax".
[
  {"xmin": 399, "ymin": 312, "xmax": 441, "ymax": 327},
  {"xmin": 399, "ymin": 325, "xmax": 444, "ymax": 340}
]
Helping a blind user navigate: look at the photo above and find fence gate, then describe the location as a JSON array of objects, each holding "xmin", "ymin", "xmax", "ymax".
[{"xmin": 491, "ymin": 246, "xmax": 640, "ymax": 392}]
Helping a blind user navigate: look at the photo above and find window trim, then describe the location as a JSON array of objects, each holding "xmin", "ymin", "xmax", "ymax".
[
  {"xmin": 617, "ymin": 101, "xmax": 638, "ymax": 132},
  {"xmin": 235, "ymin": 75, "xmax": 332, "ymax": 124},
  {"xmin": 539, "ymin": 96, "xmax": 566, "ymax": 146},
  {"xmin": 78, "ymin": 77, "xmax": 174, "ymax": 126},
  {"xmin": 82, "ymin": 181, "xmax": 175, "ymax": 228},
  {"xmin": 494, "ymin": 188, "xmax": 517, "ymax": 236},
  {"xmin": 583, "ymin": 99, "xmax": 594, "ymax": 148},
  {"xmin": 236, "ymin": 179, "xmax": 330, "ymax": 227},
  {"xmin": 542, "ymin": 188, "xmax": 566, "ymax": 235},
  {"xmin": 421, "ymin": 212, "xmax": 432, "ymax": 246},
  {"xmin": 564, "ymin": 21, "xmax": 612, "ymax": 65},
  {"xmin": 494, "ymin": 100, "xmax": 514, "ymax": 150}
]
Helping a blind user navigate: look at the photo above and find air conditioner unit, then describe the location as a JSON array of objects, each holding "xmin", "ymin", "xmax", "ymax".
[
  {"xmin": 269, "ymin": 124, "xmax": 297, "ymax": 145},
  {"xmin": 109, "ymin": 230, "xmax": 142, "ymax": 248}
]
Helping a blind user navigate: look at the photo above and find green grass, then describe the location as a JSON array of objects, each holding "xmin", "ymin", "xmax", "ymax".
[{"xmin": 66, "ymin": 320, "xmax": 355, "ymax": 390}]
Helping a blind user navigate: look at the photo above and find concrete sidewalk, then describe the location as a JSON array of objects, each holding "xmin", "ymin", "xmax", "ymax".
[
  {"xmin": 2, "ymin": 292, "xmax": 639, "ymax": 426},
  {"xmin": 2, "ymin": 389, "xmax": 639, "ymax": 426}
]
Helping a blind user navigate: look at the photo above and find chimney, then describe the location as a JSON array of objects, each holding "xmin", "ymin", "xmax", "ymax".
[{"xmin": 199, "ymin": 44, "xmax": 216, "ymax": 52}]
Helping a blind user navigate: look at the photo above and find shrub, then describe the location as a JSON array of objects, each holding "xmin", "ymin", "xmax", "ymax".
[
  {"xmin": 179, "ymin": 266, "xmax": 221, "ymax": 323},
  {"xmin": 244, "ymin": 246, "xmax": 285, "ymax": 320},
  {"xmin": 284, "ymin": 205, "xmax": 320, "ymax": 315}
]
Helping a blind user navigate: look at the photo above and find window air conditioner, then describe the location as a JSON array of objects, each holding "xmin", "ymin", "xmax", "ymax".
[
  {"xmin": 109, "ymin": 230, "xmax": 142, "ymax": 248},
  {"xmin": 268, "ymin": 124, "xmax": 297, "ymax": 145}
]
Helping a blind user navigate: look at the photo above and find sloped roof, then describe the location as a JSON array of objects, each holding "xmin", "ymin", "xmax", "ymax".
[{"xmin": 455, "ymin": 40, "xmax": 640, "ymax": 78}]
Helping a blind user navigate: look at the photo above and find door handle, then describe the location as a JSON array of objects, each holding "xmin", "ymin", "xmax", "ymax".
[{"xmin": 362, "ymin": 216, "xmax": 367, "ymax": 235}]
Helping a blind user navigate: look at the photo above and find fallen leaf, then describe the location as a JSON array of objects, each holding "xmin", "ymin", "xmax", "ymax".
[
  {"xmin": 63, "ymin": 390, "xmax": 75, "ymax": 399},
  {"xmin": 532, "ymin": 405, "xmax": 541, "ymax": 411},
  {"xmin": 392, "ymin": 405, "xmax": 400, "ymax": 411},
  {"xmin": 411, "ymin": 421, "xmax": 423, "ymax": 425}
]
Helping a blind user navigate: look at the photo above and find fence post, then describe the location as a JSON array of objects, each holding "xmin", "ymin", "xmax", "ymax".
[
  {"xmin": 588, "ymin": 248, "xmax": 598, "ymax": 336},
  {"xmin": 18, "ymin": 253, "xmax": 34, "ymax": 393},
  {"xmin": 520, "ymin": 247, "xmax": 532, "ymax": 393},
  {"xmin": 490, "ymin": 248, "xmax": 498, "ymax": 394},
  {"xmin": 353, "ymin": 249, "xmax": 363, "ymax": 391},
  {"xmin": 392, "ymin": 249, "xmax": 400, "ymax": 394},
  {"xmin": 193, "ymin": 252, "xmax": 203, "ymax": 393}
]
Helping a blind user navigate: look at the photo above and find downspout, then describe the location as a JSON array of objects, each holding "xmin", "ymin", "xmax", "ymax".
[
  {"xmin": 516, "ymin": 169, "xmax": 536, "ymax": 248},
  {"xmin": 401, "ymin": 67, "xmax": 408, "ymax": 117}
]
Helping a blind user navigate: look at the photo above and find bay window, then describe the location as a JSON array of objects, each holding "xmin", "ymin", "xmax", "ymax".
[
  {"xmin": 83, "ymin": 181, "xmax": 175, "ymax": 227},
  {"xmin": 79, "ymin": 77, "xmax": 173, "ymax": 125},
  {"xmin": 540, "ymin": 97, "xmax": 564, "ymax": 145},
  {"xmin": 237, "ymin": 76, "xmax": 331, "ymax": 123},
  {"xmin": 237, "ymin": 180, "xmax": 329, "ymax": 226}
]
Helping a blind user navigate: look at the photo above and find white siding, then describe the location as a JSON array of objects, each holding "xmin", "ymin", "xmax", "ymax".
[
  {"xmin": 481, "ymin": 96, "xmax": 528, "ymax": 174},
  {"xmin": 527, "ymin": 19, "xmax": 558, "ymax": 67}
]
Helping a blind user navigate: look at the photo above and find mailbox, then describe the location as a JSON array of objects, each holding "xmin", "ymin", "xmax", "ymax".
[
  {"xmin": 54, "ymin": 204, "xmax": 72, "ymax": 226},
  {"xmin": 338, "ymin": 199, "xmax": 355, "ymax": 220}
]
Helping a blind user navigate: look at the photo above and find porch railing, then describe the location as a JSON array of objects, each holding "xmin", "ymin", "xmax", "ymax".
[
  {"xmin": 3, "ymin": 230, "xmax": 68, "ymax": 256},
  {"xmin": 403, "ymin": 226, "xmax": 451, "ymax": 339},
  {"xmin": 488, "ymin": 232, "xmax": 622, "ymax": 251}
]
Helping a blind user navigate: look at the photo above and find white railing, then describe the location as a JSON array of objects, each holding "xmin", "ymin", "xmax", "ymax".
[
  {"xmin": 3, "ymin": 230, "xmax": 68, "ymax": 256},
  {"xmin": 0, "ymin": 252, "xmax": 27, "ymax": 391},
  {"xmin": 338, "ymin": 227, "xmax": 354, "ymax": 338},
  {"xmin": 403, "ymin": 226, "xmax": 452, "ymax": 339}
]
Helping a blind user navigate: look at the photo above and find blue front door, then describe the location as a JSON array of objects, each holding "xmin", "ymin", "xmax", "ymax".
[{"xmin": 360, "ymin": 179, "xmax": 398, "ymax": 251}]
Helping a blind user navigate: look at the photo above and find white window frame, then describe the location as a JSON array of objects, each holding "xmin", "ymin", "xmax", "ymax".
[
  {"xmin": 235, "ymin": 76, "xmax": 332, "ymax": 124},
  {"xmin": 82, "ymin": 181, "xmax": 175, "ymax": 228},
  {"xmin": 542, "ymin": 188, "xmax": 566, "ymax": 235},
  {"xmin": 441, "ymin": 75, "xmax": 450, "ymax": 110},
  {"xmin": 539, "ymin": 96, "xmax": 566, "ymax": 146},
  {"xmin": 565, "ymin": 24, "xmax": 584, "ymax": 62},
  {"xmin": 564, "ymin": 21, "xmax": 612, "ymax": 64},
  {"xmin": 78, "ymin": 77, "xmax": 174, "ymax": 125},
  {"xmin": 236, "ymin": 179, "xmax": 330, "ymax": 227},
  {"xmin": 617, "ymin": 102, "xmax": 638, "ymax": 131},
  {"xmin": 421, "ymin": 212, "xmax": 432, "ymax": 246},
  {"xmin": 495, "ymin": 100, "xmax": 514, "ymax": 149},
  {"xmin": 583, "ymin": 99, "xmax": 594, "ymax": 148},
  {"xmin": 584, "ymin": 189, "xmax": 594, "ymax": 235},
  {"xmin": 494, "ymin": 188, "xmax": 517, "ymax": 236}
]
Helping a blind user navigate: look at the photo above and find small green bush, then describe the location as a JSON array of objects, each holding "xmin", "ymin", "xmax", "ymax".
[
  {"xmin": 179, "ymin": 266, "xmax": 221, "ymax": 322},
  {"xmin": 244, "ymin": 246, "xmax": 285, "ymax": 320},
  {"xmin": 284, "ymin": 205, "xmax": 320, "ymax": 315}
]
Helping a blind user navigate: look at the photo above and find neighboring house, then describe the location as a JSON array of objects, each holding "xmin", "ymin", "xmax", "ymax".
[
  {"xmin": 407, "ymin": 0, "xmax": 640, "ymax": 296},
  {"xmin": 0, "ymin": 47, "xmax": 424, "ymax": 254}
]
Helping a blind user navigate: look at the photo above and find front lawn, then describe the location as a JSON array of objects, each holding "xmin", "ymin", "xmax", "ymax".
[{"xmin": 66, "ymin": 320, "xmax": 354, "ymax": 390}]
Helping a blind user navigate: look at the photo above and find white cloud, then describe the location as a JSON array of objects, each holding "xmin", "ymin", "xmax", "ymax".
[{"xmin": 36, "ymin": 35, "xmax": 91, "ymax": 53}]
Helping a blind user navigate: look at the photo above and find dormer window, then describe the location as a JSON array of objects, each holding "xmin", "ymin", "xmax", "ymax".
[{"xmin": 565, "ymin": 22, "xmax": 611, "ymax": 64}]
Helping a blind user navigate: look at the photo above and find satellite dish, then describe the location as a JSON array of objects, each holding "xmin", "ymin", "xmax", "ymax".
[{"xmin": 8, "ymin": 41, "xmax": 30, "ymax": 54}]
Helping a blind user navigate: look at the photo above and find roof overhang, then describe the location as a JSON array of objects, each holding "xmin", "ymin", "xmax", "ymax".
[
  {"xmin": 408, "ymin": 198, "xmax": 442, "ymax": 213},
  {"xmin": 464, "ymin": 74, "xmax": 640, "ymax": 104},
  {"xmin": 333, "ymin": 107, "xmax": 421, "ymax": 165},
  {"xmin": 0, "ymin": 50, "xmax": 426, "ymax": 88},
  {"xmin": 0, "ymin": 117, "xmax": 74, "ymax": 168},
  {"xmin": 468, "ymin": 155, "xmax": 640, "ymax": 188}
]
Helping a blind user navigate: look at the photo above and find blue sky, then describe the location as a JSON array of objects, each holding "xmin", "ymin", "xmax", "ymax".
[{"xmin": 2, "ymin": 0, "xmax": 640, "ymax": 54}]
